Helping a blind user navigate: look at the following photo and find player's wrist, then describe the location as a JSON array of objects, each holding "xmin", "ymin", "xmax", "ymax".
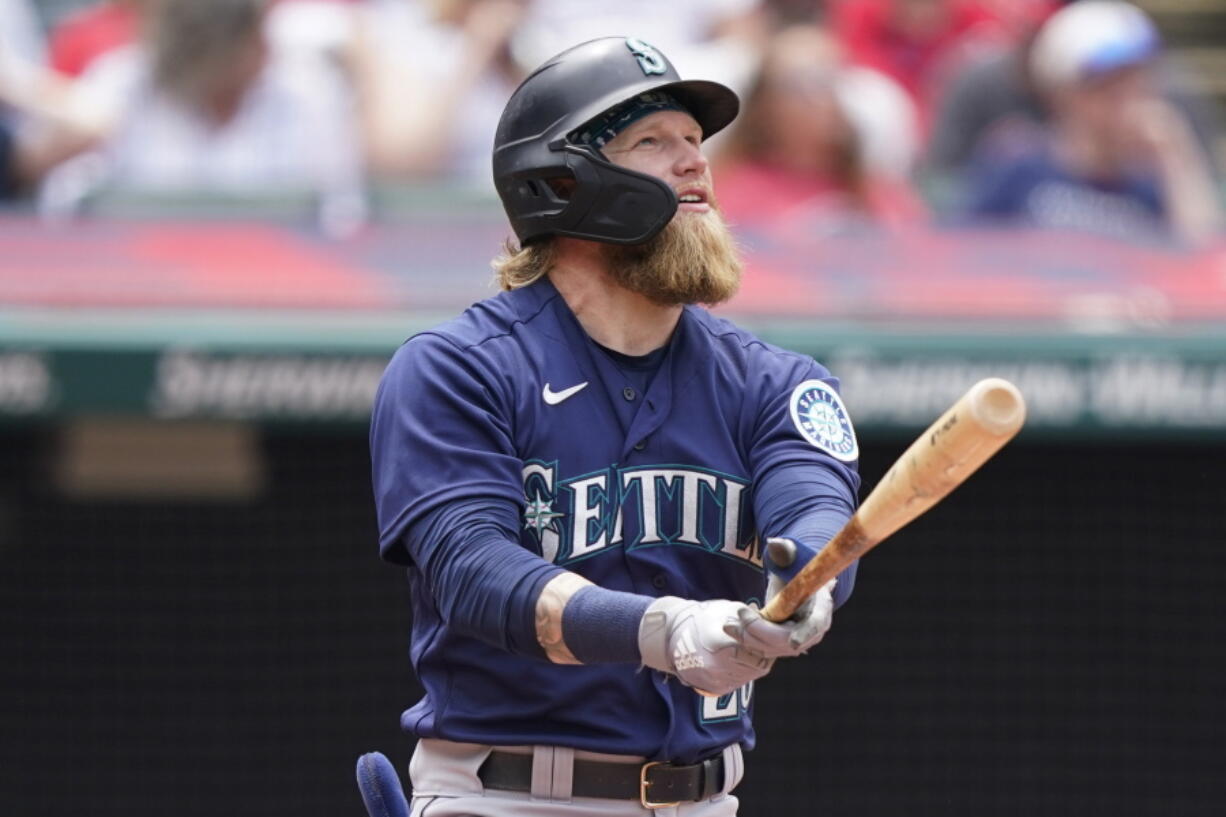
[{"xmin": 560, "ymin": 585, "xmax": 654, "ymax": 665}]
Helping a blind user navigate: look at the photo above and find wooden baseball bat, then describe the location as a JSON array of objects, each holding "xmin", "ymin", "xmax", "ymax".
[{"xmin": 761, "ymin": 377, "xmax": 1026, "ymax": 622}]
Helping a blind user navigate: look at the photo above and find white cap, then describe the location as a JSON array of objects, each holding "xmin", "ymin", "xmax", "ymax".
[{"xmin": 1030, "ymin": 0, "xmax": 1161, "ymax": 91}]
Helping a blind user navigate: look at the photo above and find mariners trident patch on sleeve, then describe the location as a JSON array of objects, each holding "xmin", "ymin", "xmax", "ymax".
[{"xmin": 789, "ymin": 380, "xmax": 859, "ymax": 462}]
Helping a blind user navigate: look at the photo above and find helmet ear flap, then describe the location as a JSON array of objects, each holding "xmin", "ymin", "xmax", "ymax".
[
  {"xmin": 506, "ymin": 146, "xmax": 679, "ymax": 246},
  {"xmin": 554, "ymin": 145, "xmax": 678, "ymax": 245}
]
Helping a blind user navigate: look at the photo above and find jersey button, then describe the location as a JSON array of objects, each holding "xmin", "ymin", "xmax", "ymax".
[
  {"xmin": 633, "ymin": 438, "xmax": 647, "ymax": 451},
  {"xmin": 652, "ymin": 574, "xmax": 668, "ymax": 589},
  {"xmin": 622, "ymin": 387, "xmax": 636, "ymax": 401}
]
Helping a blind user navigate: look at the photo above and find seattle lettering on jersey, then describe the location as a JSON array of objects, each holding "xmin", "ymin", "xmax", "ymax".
[{"xmin": 522, "ymin": 461, "xmax": 761, "ymax": 569}]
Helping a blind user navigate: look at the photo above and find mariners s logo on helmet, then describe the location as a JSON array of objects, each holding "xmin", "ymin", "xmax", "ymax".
[
  {"xmin": 789, "ymin": 380, "xmax": 859, "ymax": 462},
  {"xmin": 626, "ymin": 37, "xmax": 667, "ymax": 75}
]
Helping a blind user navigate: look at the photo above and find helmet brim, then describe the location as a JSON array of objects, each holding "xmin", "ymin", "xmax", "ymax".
[
  {"xmin": 560, "ymin": 78, "xmax": 740, "ymax": 147},
  {"xmin": 651, "ymin": 79, "xmax": 741, "ymax": 141}
]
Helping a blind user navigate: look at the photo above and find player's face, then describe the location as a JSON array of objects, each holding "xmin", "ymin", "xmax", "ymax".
[
  {"xmin": 596, "ymin": 110, "xmax": 742, "ymax": 307},
  {"xmin": 601, "ymin": 110, "xmax": 714, "ymax": 213}
]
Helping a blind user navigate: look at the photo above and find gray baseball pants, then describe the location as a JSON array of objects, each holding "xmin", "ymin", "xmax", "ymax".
[{"xmin": 407, "ymin": 739, "xmax": 745, "ymax": 816}]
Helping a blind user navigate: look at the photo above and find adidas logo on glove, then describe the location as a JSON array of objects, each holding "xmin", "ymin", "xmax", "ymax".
[{"xmin": 672, "ymin": 632, "xmax": 705, "ymax": 671}]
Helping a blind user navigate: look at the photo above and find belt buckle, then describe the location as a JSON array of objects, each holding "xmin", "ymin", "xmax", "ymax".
[{"xmin": 640, "ymin": 761, "xmax": 681, "ymax": 810}]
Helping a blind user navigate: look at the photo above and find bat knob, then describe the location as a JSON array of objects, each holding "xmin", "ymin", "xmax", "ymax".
[{"xmin": 765, "ymin": 537, "xmax": 798, "ymax": 569}]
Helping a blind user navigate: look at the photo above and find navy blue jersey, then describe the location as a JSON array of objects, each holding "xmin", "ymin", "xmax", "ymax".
[{"xmin": 370, "ymin": 277, "xmax": 860, "ymax": 763}]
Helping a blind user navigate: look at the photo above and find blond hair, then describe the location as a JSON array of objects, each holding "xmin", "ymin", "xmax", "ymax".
[{"xmin": 491, "ymin": 238, "xmax": 556, "ymax": 291}]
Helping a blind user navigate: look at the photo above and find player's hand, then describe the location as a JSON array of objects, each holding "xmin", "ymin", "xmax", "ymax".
[
  {"xmin": 638, "ymin": 597, "xmax": 774, "ymax": 697},
  {"xmin": 745, "ymin": 537, "xmax": 836, "ymax": 657}
]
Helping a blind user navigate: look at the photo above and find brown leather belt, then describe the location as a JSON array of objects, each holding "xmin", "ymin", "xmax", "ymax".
[{"xmin": 477, "ymin": 749, "xmax": 725, "ymax": 809}]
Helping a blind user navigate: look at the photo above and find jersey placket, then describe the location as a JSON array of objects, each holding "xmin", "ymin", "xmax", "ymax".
[{"xmin": 572, "ymin": 330, "xmax": 676, "ymax": 461}]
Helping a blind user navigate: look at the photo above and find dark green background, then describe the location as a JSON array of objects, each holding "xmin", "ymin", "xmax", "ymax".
[{"xmin": 3, "ymin": 426, "xmax": 1222, "ymax": 816}]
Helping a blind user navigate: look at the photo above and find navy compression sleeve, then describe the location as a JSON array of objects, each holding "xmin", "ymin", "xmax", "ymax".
[
  {"xmin": 404, "ymin": 497, "xmax": 564, "ymax": 658},
  {"xmin": 755, "ymin": 461, "xmax": 859, "ymax": 609}
]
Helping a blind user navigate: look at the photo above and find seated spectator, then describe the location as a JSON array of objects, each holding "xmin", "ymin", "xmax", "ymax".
[
  {"xmin": 713, "ymin": 24, "xmax": 925, "ymax": 235},
  {"xmin": 921, "ymin": 15, "xmax": 1053, "ymax": 198},
  {"xmin": 3, "ymin": 15, "xmax": 111, "ymax": 199},
  {"xmin": 48, "ymin": 1, "xmax": 143, "ymax": 79},
  {"xmin": 351, "ymin": 0, "xmax": 529, "ymax": 192},
  {"xmin": 962, "ymin": 1, "xmax": 1223, "ymax": 246},
  {"xmin": 41, "ymin": 0, "xmax": 364, "ymax": 228},
  {"xmin": 925, "ymin": 1, "xmax": 1221, "ymax": 199}
]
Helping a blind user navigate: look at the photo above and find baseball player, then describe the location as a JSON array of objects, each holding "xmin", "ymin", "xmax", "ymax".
[{"xmin": 366, "ymin": 36, "xmax": 861, "ymax": 816}]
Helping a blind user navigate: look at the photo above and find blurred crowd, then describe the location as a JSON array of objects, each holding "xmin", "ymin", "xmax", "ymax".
[{"xmin": 1, "ymin": 0, "xmax": 1223, "ymax": 244}]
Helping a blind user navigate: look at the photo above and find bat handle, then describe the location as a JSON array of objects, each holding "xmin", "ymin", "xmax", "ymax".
[{"xmin": 760, "ymin": 524, "xmax": 871, "ymax": 622}]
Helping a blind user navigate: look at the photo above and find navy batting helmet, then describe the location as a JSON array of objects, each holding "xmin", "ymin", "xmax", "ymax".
[{"xmin": 492, "ymin": 36, "xmax": 740, "ymax": 246}]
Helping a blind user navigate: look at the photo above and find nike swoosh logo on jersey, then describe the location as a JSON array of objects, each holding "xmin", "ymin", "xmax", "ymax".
[{"xmin": 542, "ymin": 381, "xmax": 589, "ymax": 405}]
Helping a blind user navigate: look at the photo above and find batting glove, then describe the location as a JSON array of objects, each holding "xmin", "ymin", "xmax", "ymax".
[
  {"xmin": 638, "ymin": 597, "xmax": 774, "ymax": 697},
  {"xmin": 740, "ymin": 537, "xmax": 837, "ymax": 657}
]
